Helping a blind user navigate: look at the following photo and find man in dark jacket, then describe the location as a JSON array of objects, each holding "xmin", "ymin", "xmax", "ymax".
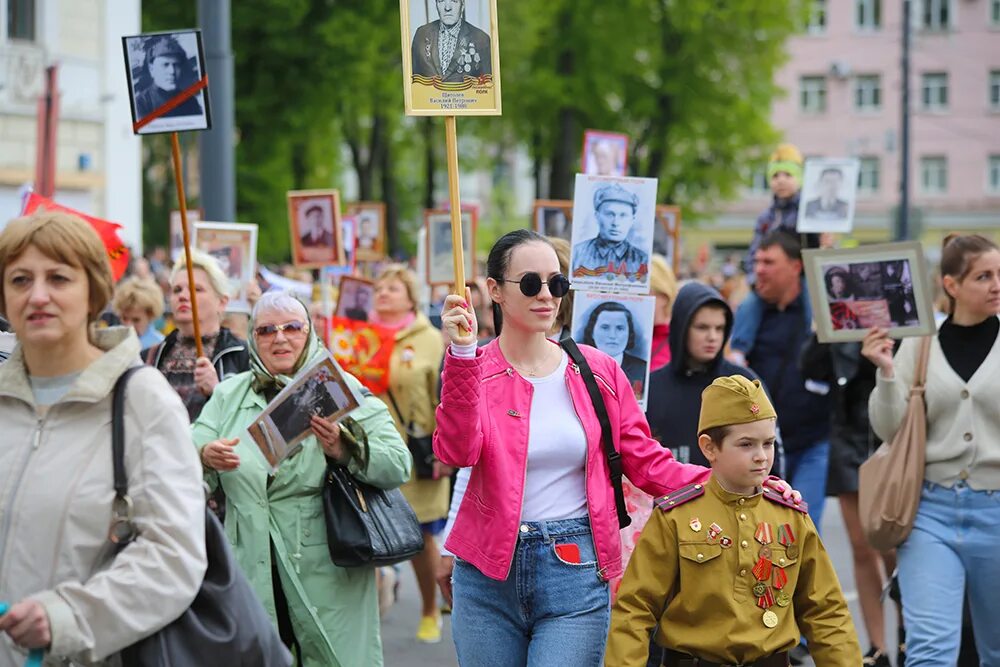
[{"xmin": 645, "ymin": 282, "xmax": 780, "ymax": 474}]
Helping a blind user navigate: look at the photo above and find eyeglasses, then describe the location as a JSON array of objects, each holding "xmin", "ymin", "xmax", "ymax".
[
  {"xmin": 253, "ymin": 321, "xmax": 308, "ymax": 339},
  {"xmin": 499, "ymin": 272, "xmax": 570, "ymax": 298}
]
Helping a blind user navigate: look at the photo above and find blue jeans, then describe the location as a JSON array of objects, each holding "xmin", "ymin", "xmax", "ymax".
[
  {"xmin": 782, "ymin": 440, "xmax": 829, "ymax": 531},
  {"xmin": 451, "ymin": 517, "xmax": 611, "ymax": 666},
  {"xmin": 898, "ymin": 481, "xmax": 1000, "ymax": 666}
]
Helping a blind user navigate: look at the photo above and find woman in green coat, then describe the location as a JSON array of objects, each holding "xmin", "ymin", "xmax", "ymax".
[{"xmin": 192, "ymin": 291, "xmax": 411, "ymax": 666}]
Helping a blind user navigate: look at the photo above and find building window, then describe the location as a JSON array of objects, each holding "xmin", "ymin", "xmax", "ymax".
[
  {"xmin": 7, "ymin": 0, "xmax": 36, "ymax": 41},
  {"xmin": 800, "ymin": 76, "xmax": 827, "ymax": 113},
  {"xmin": 921, "ymin": 156, "xmax": 948, "ymax": 194},
  {"xmin": 859, "ymin": 157, "xmax": 880, "ymax": 193},
  {"xmin": 921, "ymin": 72, "xmax": 949, "ymax": 111},
  {"xmin": 991, "ymin": 71, "xmax": 1000, "ymax": 110},
  {"xmin": 856, "ymin": 0, "xmax": 882, "ymax": 29},
  {"xmin": 855, "ymin": 75, "xmax": 882, "ymax": 111},
  {"xmin": 748, "ymin": 169, "xmax": 770, "ymax": 194},
  {"xmin": 921, "ymin": 0, "xmax": 951, "ymax": 30},
  {"xmin": 989, "ymin": 156, "xmax": 1000, "ymax": 194},
  {"xmin": 808, "ymin": 0, "xmax": 828, "ymax": 34}
]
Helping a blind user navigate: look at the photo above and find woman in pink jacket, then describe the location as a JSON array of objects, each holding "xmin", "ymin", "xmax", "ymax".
[{"xmin": 435, "ymin": 230, "xmax": 796, "ymax": 665}]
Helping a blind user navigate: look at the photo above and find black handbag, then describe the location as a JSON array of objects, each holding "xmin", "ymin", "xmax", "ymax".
[
  {"xmin": 321, "ymin": 419, "xmax": 424, "ymax": 567},
  {"xmin": 386, "ymin": 389, "xmax": 436, "ymax": 479},
  {"xmin": 109, "ymin": 368, "xmax": 293, "ymax": 667}
]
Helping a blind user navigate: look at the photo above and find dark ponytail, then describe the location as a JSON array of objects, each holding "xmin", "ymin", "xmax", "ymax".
[
  {"xmin": 486, "ymin": 229, "xmax": 552, "ymax": 335},
  {"xmin": 940, "ymin": 234, "xmax": 999, "ymax": 314}
]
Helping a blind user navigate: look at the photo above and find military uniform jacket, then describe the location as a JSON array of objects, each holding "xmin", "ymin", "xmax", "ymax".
[
  {"xmin": 572, "ymin": 237, "xmax": 649, "ymax": 283},
  {"xmin": 606, "ymin": 476, "xmax": 861, "ymax": 666}
]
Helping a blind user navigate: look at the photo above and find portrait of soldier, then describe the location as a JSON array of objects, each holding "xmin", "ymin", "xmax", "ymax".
[
  {"xmin": 340, "ymin": 283, "xmax": 372, "ymax": 322},
  {"xmin": 572, "ymin": 183, "xmax": 649, "ymax": 282},
  {"xmin": 299, "ymin": 203, "xmax": 334, "ymax": 248},
  {"xmin": 804, "ymin": 167, "xmax": 849, "ymax": 221},
  {"xmin": 411, "ymin": 0, "xmax": 492, "ymax": 83},
  {"xmin": 134, "ymin": 35, "xmax": 203, "ymax": 120},
  {"xmin": 357, "ymin": 211, "xmax": 380, "ymax": 252}
]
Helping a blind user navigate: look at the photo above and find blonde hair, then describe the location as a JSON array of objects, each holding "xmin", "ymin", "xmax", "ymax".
[
  {"xmin": 374, "ymin": 264, "xmax": 419, "ymax": 312},
  {"xmin": 0, "ymin": 211, "xmax": 114, "ymax": 323},
  {"xmin": 112, "ymin": 276, "xmax": 165, "ymax": 320},
  {"xmin": 169, "ymin": 248, "xmax": 230, "ymax": 298},
  {"xmin": 649, "ymin": 254, "xmax": 678, "ymax": 302}
]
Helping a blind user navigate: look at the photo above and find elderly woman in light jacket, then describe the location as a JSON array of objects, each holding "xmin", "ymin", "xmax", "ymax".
[{"xmin": 0, "ymin": 211, "xmax": 206, "ymax": 664}]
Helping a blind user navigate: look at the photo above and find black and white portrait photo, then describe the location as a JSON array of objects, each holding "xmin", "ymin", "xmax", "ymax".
[
  {"xmin": 425, "ymin": 209, "xmax": 475, "ymax": 285},
  {"xmin": 571, "ymin": 292, "xmax": 656, "ymax": 409},
  {"xmin": 570, "ymin": 174, "xmax": 657, "ymax": 295},
  {"xmin": 400, "ymin": 0, "xmax": 501, "ymax": 115},
  {"xmin": 122, "ymin": 30, "xmax": 211, "ymax": 135},
  {"xmin": 797, "ymin": 158, "xmax": 860, "ymax": 234},
  {"xmin": 336, "ymin": 277, "xmax": 376, "ymax": 322},
  {"xmin": 532, "ymin": 200, "xmax": 574, "ymax": 242},
  {"xmin": 582, "ymin": 130, "xmax": 628, "ymax": 177}
]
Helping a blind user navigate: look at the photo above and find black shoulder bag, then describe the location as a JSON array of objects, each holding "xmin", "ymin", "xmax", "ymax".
[
  {"xmin": 110, "ymin": 367, "xmax": 292, "ymax": 667},
  {"xmin": 559, "ymin": 339, "xmax": 632, "ymax": 529},
  {"xmin": 386, "ymin": 389, "xmax": 436, "ymax": 480}
]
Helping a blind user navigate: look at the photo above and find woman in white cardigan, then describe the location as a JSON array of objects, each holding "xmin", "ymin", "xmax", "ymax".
[{"xmin": 864, "ymin": 234, "xmax": 1000, "ymax": 667}]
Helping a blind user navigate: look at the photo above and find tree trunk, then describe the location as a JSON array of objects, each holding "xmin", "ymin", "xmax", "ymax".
[
  {"xmin": 549, "ymin": 107, "xmax": 578, "ymax": 200},
  {"xmin": 377, "ymin": 115, "xmax": 399, "ymax": 258}
]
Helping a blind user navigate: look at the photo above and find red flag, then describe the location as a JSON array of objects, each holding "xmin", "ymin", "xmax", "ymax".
[
  {"xmin": 328, "ymin": 317, "xmax": 396, "ymax": 395},
  {"xmin": 21, "ymin": 192, "xmax": 130, "ymax": 281}
]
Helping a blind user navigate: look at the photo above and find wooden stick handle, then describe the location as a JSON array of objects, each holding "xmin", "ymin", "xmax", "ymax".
[
  {"xmin": 170, "ymin": 132, "xmax": 204, "ymax": 358},
  {"xmin": 444, "ymin": 116, "xmax": 465, "ymax": 296}
]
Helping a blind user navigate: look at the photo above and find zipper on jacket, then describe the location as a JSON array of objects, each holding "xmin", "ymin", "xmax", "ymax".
[
  {"xmin": 565, "ymin": 371, "xmax": 604, "ymax": 580},
  {"xmin": 503, "ymin": 383, "xmax": 531, "ymax": 580},
  {"xmin": 482, "ymin": 367, "xmax": 514, "ymax": 383},
  {"xmin": 0, "ymin": 418, "xmax": 44, "ymax": 578}
]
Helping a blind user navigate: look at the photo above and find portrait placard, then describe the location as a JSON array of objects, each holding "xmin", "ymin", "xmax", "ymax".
[
  {"xmin": 169, "ymin": 208, "xmax": 202, "ymax": 261},
  {"xmin": 581, "ymin": 130, "xmax": 628, "ymax": 177},
  {"xmin": 287, "ymin": 189, "xmax": 345, "ymax": 269},
  {"xmin": 400, "ymin": 0, "xmax": 501, "ymax": 116},
  {"xmin": 571, "ymin": 292, "xmax": 656, "ymax": 410},
  {"xmin": 532, "ymin": 200, "xmax": 574, "ymax": 243},
  {"xmin": 336, "ymin": 276, "xmax": 376, "ymax": 322},
  {"xmin": 797, "ymin": 158, "xmax": 861, "ymax": 234},
  {"xmin": 569, "ymin": 174, "xmax": 657, "ymax": 295},
  {"xmin": 346, "ymin": 202, "xmax": 387, "ymax": 261},
  {"xmin": 122, "ymin": 30, "xmax": 211, "ymax": 135},
  {"xmin": 804, "ymin": 242, "xmax": 937, "ymax": 343},
  {"xmin": 247, "ymin": 353, "xmax": 363, "ymax": 472},
  {"xmin": 653, "ymin": 205, "xmax": 682, "ymax": 274},
  {"xmin": 425, "ymin": 209, "xmax": 476, "ymax": 285},
  {"xmin": 341, "ymin": 214, "xmax": 357, "ymax": 266},
  {"xmin": 191, "ymin": 222, "xmax": 258, "ymax": 314}
]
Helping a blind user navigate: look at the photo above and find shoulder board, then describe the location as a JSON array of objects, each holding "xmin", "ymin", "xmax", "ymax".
[
  {"xmin": 762, "ymin": 487, "xmax": 809, "ymax": 514},
  {"xmin": 654, "ymin": 483, "xmax": 706, "ymax": 512}
]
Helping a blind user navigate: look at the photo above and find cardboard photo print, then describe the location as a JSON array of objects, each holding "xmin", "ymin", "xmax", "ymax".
[
  {"xmin": 532, "ymin": 200, "xmax": 574, "ymax": 242},
  {"xmin": 192, "ymin": 222, "xmax": 258, "ymax": 313},
  {"xmin": 122, "ymin": 30, "xmax": 211, "ymax": 135},
  {"xmin": 400, "ymin": 0, "xmax": 502, "ymax": 116},
  {"xmin": 804, "ymin": 242, "xmax": 937, "ymax": 343},
  {"xmin": 797, "ymin": 158, "xmax": 861, "ymax": 234},
  {"xmin": 169, "ymin": 208, "xmax": 202, "ymax": 261},
  {"xmin": 571, "ymin": 292, "xmax": 656, "ymax": 409},
  {"xmin": 248, "ymin": 353, "xmax": 363, "ymax": 471},
  {"xmin": 581, "ymin": 130, "xmax": 628, "ymax": 177},
  {"xmin": 569, "ymin": 174, "xmax": 657, "ymax": 295},
  {"xmin": 425, "ymin": 209, "xmax": 476, "ymax": 285},
  {"xmin": 653, "ymin": 205, "xmax": 681, "ymax": 273},
  {"xmin": 336, "ymin": 276, "xmax": 376, "ymax": 322},
  {"xmin": 347, "ymin": 202, "xmax": 387, "ymax": 261},
  {"xmin": 287, "ymin": 189, "xmax": 345, "ymax": 268}
]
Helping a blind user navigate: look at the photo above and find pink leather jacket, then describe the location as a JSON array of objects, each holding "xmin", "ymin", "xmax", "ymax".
[{"xmin": 433, "ymin": 339, "xmax": 710, "ymax": 582}]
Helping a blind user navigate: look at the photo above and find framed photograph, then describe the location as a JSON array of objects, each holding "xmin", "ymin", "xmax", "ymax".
[
  {"xmin": 169, "ymin": 208, "xmax": 202, "ymax": 261},
  {"xmin": 247, "ymin": 353, "xmax": 363, "ymax": 471},
  {"xmin": 399, "ymin": 0, "xmax": 502, "ymax": 116},
  {"xmin": 341, "ymin": 214, "xmax": 357, "ymax": 266},
  {"xmin": 653, "ymin": 205, "xmax": 682, "ymax": 274},
  {"xmin": 425, "ymin": 209, "xmax": 476, "ymax": 286},
  {"xmin": 287, "ymin": 189, "xmax": 345, "ymax": 269},
  {"xmin": 569, "ymin": 174, "xmax": 658, "ymax": 295},
  {"xmin": 581, "ymin": 130, "xmax": 628, "ymax": 177},
  {"xmin": 532, "ymin": 199, "xmax": 574, "ymax": 242},
  {"xmin": 571, "ymin": 292, "xmax": 656, "ymax": 410},
  {"xmin": 346, "ymin": 202, "xmax": 387, "ymax": 261},
  {"xmin": 804, "ymin": 242, "xmax": 937, "ymax": 343},
  {"xmin": 122, "ymin": 30, "xmax": 211, "ymax": 135},
  {"xmin": 797, "ymin": 157, "xmax": 861, "ymax": 234},
  {"xmin": 191, "ymin": 222, "xmax": 258, "ymax": 313},
  {"xmin": 336, "ymin": 276, "xmax": 376, "ymax": 322}
]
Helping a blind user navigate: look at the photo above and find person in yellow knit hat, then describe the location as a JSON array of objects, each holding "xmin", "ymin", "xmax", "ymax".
[{"xmin": 605, "ymin": 375, "xmax": 861, "ymax": 666}]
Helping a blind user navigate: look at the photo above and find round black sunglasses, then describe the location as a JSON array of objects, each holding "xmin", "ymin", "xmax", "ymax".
[{"xmin": 499, "ymin": 272, "xmax": 571, "ymax": 298}]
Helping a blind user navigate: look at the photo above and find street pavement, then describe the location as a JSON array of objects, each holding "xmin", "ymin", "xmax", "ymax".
[{"xmin": 380, "ymin": 501, "xmax": 896, "ymax": 666}]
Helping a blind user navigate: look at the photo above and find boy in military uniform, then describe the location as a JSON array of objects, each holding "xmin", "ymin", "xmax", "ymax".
[{"xmin": 606, "ymin": 375, "xmax": 861, "ymax": 666}]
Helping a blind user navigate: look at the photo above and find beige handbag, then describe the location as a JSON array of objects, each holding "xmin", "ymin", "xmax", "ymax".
[{"xmin": 859, "ymin": 336, "xmax": 932, "ymax": 551}]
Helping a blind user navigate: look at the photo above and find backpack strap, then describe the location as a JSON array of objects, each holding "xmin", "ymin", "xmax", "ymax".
[{"xmin": 560, "ymin": 338, "xmax": 631, "ymax": 529}]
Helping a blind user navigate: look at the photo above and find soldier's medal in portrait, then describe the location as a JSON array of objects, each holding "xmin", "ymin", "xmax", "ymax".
[
  {"xmin": 776, "ymin": 590, "xmax": 792, "ymax": 608},
  {"xmin": 689, "ymin": 517, "xmax": 702, "ymax": 533},
  {"xmin": 762, "ymin": 609, "xmax": 779, "ymax": 628},
  {"xmin": 778, "ymin": 523, "xmax": 798, "ymax": 559}
]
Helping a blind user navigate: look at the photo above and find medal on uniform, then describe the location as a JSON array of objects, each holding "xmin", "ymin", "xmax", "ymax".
[
  {"xmin": 752, "ymin": 556, "xmax": 773, "ymax": 582},
  {"xmin": 772, "ymin": 567, "xmax": 788, "ymax": 590},
  {"xmin": 762, "ymin": 610, "xmax": 779, "ymax": 628},
  {"xmin": 778, "ymin": 523, "xmax": 798, "ymax": 558},
  {"xmin": 720, "ymin": 536, "xmax": 733, "ymax": 549},
  {"xmin": 707, "ymin": 522, "xmax": 723, "ymax": 541},
  {"xmin": 689, "ymin": 517, "xmax": 702, "ymax": 532},
  {"xmin": 759, "ymin": 545, "xmax": 772, "ymax": 560},
  {"xmin": 756, "ymin": 587, "xmax": 775, "ymax": 609},
  {"xmin": 752, "ymin": 581, "xmax": 767, "ymax": 597},
  {"xmin": 755, "ymin": 522, "xmax": 774, "ymax": 547},
  {"xmin": 776, "ymin": 590, "xmax": 791, "ymax": 608}
]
